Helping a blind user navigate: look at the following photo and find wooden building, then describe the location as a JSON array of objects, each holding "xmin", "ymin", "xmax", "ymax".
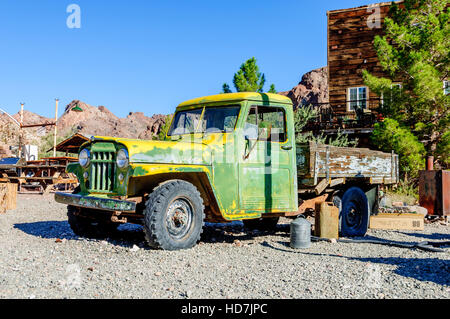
[
  {"xmin": 327, "ymin": 1, "xmax": 448, "ymax": 122},
  {"xmin": 327, "ymin": 1, "xmax": 394, "ymax": 120}
]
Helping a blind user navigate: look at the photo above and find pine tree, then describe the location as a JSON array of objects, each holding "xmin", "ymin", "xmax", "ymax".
[
  {"xmin": 222, "ymin": 83, "xmax": 232, "ymax": 94},
  {"xmin": 222, "ymin": 57, "xmax": 277, "ymax": 93},
  {"xmin": 363, "ymin": 0, "xmax": 449, "ymax": 167},
  {"xmin": 268, "ymin": 84, "xmax": 277, "ymax": 94}
]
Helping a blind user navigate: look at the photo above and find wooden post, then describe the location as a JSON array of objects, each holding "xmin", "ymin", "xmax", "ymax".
[
  {"xmin": 6, "ymin": 183, "xmax": 17, "ymax": 210},
  {"xmin": 18, "ymin": 103, "xmax": 24, "ymax": 159},
  {"xmin": 0, "ymin": 183, "xmax": 17, "ymax": 213},
  {"xmin": 53, "ymin": 99, "xmax": 59, "ymax": 157},
  {"xmin": 0, "ymin": 184, "xmax": 6, "ymax": 214}
]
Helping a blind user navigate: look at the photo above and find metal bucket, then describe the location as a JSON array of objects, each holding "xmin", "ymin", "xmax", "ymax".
[{"xmin": 290, "ymin": 216, "xmax": 311, "ymax": 249}]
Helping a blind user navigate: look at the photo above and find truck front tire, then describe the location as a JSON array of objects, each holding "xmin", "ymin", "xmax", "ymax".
[
  {"xmin": 339, "ymin": 187, "xmax": 370, "ymax": 237},
  {"xmin": 143, "ymin": 180, "xmax": 205, "ymax": 250}
]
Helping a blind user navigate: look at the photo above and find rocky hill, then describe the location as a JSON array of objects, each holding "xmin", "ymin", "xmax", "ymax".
[
  {"xmin": 279, "ymin": 67, "xmax": 328, "ymax": 109},
  {"xmin": 0, "ymin": 101, "xmax": 168, "ymax": 158},
  {"xmin": 0, "ymin": 111, "xmax": 52, "ymax": 147},
  {"xmin": 57, "ymin": 100, "xmax": 167, "ymax": 140}
]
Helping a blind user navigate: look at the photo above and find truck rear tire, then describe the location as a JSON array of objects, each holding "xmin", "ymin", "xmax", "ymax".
[
  {"xmin": 339, "ymin": 187, "xmax": 370, "ymax": 237},
  {"xmin": 243, "ymin": 217, "xmax": 280, "ymax": 231},
  {"xmin": 143, "ymin": 180, "xmax": 205, "ymax": 250},
  {"xmin": 67, "ymin": 205, "xmax": 119, "ymax": 239}
]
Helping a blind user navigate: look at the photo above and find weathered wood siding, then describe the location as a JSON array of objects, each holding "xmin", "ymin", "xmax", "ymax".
[
  {"xmin": 296, "ymin": 142, "xmax": 399, "ymax": 185},
  {"xmin": 327, "ymin": 2, "xmax": 393, "ymax": 116}
]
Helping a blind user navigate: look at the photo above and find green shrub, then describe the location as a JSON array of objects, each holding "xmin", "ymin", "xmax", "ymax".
[
  {"xmin": 156, "ymin": 115, "xmax": 173, "ymax": 141},
  {"xmin": 371, "ymin": 118, "xmax": 426, "ymax": 179}
]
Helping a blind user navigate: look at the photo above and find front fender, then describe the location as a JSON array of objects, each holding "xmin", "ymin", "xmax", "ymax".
[{"xmin": 127, "ymin": 163, "xmax": 226, "ymax": 222}]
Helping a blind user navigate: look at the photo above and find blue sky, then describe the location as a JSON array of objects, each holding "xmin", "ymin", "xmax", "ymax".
[{"xmin": 0, "ymin": 0, "xmax": 382, "ymax": 119}]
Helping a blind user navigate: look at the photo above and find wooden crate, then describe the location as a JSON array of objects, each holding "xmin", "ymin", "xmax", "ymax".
[{"xmin": 370, "ymin": 213, "xmax": 424, "ymax": 231}]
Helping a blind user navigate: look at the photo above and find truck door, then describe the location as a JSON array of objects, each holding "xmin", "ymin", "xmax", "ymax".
[{"xmin": 238, "ymin": 105, "xmax": 293, "ymax": 212}]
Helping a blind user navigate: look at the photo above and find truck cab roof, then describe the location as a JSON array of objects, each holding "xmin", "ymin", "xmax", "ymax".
[{"xmin": 177, "ymin": 92, "xmax": 293, "ymax": 110}]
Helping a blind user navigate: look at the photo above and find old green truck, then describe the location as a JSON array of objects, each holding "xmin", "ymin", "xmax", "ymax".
[{"xmin": 55, "ymin": 93, "xmax": 399, "ymax": 250}]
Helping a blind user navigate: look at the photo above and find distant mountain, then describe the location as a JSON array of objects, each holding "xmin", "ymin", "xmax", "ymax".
[
  {"xmin": 57, "ymin": 100, "xmax": 167, "ymax": 140},
  {"xmin": 0, "ymin": 100, "xmax": 168, "ymax": 157}
]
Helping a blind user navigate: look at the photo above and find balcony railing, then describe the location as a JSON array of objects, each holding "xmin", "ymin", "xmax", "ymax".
[{"xmin": 301, "ymin": 99, "xmax": 382, "ymax": 133}]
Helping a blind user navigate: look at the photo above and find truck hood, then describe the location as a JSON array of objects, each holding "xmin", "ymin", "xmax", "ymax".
[{"xmin": 91, "ymin": 136, "xmax": 213, "ymax": 166}]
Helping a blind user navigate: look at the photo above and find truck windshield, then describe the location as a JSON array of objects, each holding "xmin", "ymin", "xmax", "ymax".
[{"xmin": 168, "ymin": 106, "xmax": 240, "ymax": 136}]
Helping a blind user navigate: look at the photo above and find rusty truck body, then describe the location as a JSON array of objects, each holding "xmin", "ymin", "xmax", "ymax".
[{"xmin": 55, "ymin": 93, "xmax": 398, "ymax": 250}]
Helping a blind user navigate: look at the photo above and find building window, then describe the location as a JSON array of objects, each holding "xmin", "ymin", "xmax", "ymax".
[
  {"xmin": 444, "ymin": 80, "xmax": 449, "ymax": 95},
  {"xmin": 347, "ymin": 87, "xmax": 367, "ymax": 111}
]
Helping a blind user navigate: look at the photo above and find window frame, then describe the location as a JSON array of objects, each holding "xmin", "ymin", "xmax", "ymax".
[
  {"xmin": 201, "ymin": 105, "xmax": 242, "ymax": 134},
  {"xmin": 444, "ymin": 80, "xmax": 449, "ymax": 96},
  {"xmin": 167, "ymin": 105, "xmax": 242, "ymax": 137},
  {"xmin": 244, "ymin": 105, "xmax": 288, "ymax": 143},
  {"xmin": 347, "ymin": 86, "xmax": 368, "ymax": 112}
]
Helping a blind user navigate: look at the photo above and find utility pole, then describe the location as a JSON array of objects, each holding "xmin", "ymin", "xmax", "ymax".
[
  {"xmin": 18, "ymin": 103, "xmax": 24, "ymax": 159},
  {"xmin": 53, "ymin": 99, "xmax": 59, "ymax": 157}
]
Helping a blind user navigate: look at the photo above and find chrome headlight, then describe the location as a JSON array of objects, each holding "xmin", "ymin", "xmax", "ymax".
[
  {"xmin": 79, "ymin": 149, "xmax": 90, "ymax": 168},
  {"xmin": 116, "ymin": 149, "xmax": 129, "ymax": 169}
]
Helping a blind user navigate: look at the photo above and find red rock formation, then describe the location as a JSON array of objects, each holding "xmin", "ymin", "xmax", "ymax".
[
  {"xmin": 279, "ymin": 67, "xmax": 328, "ymax": 109},
  {"xmin": 58, "ymin": 100, "xmax": 167, "ymax": 140}
]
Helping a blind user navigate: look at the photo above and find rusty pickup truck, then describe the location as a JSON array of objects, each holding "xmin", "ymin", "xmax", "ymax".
[{"xmin": 55, "ymin": 93, "xmax": 399, "ymax": 250}]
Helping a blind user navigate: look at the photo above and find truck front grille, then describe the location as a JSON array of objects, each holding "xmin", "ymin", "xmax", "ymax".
[{"xmin": 90, "ymin": 151, "xmax": 116, "ymax": 192}]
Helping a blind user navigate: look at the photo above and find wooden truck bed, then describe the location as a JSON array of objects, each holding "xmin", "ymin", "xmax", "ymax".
[{"xmin": 296, "ymin": 142, "xmax": 399, "ymax": 187}]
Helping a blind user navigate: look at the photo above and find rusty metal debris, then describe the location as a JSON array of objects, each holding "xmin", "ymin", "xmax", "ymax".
[{"xmin": 419, "ymin": 170, "xmax": 449, "ymax": 217}]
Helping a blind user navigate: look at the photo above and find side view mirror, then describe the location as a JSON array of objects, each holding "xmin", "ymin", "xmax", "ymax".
[
  {"xmin": 257, "ymin": 122, "xmax": 272, "ymax": 141},
  {"xmin": 257, "ymin": 127, "xmax": 271, "ymax": 141},
  {"xmin": 243, "ymin": 124, "xmax": 272, "ymax": 160}
]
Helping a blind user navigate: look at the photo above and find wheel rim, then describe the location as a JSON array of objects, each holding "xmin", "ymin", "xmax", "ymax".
[
  {"xmin": 166, "ymin": 198, "xmax": 193, "ymax": 239},
  {"xmin": 345, "ymin": 199, "xmax": 362, "ymax": 229}
]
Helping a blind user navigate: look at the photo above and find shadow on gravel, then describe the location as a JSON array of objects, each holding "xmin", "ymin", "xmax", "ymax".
[
  {"xmin": 13, "ymin": 221, "xmax": 145, "ymax": 247},
  {"xmin": 262, "ymin": 241, "xmax": 450, "ymax": 286},
  {"xmin": 396, "ymin": 231, "xmax": 450, "ymax": 241},
  {"xmin": 13, "ymin": 220, "xmax": 290, "ymax": 249},
  {"xmin": 14, "ymin": 221, "xmax": 75, "ymax": 240},
  {"xmin": 200, "ymin": 222, "xmax": 289, "ymax": 244},
  {"xmin": 349, "ymin": 256, "xmax": 450, "ymax": 286}
]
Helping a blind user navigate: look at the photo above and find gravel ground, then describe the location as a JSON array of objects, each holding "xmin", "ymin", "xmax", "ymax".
[{"xmin": 0, "ymin": 194, "xmax": 449, "ymax": 299}]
